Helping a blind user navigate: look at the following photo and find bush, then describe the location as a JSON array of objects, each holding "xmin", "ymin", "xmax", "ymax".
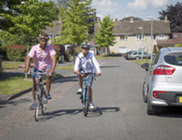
[
  {"xmin": 174, "ymin": 44, "xmax": 182, "ymax": 47},
  {"xmin": 7, "ymin": 45, "xmax": 26, "ymax": 61},
  {"xmin": 53, "ymin": 45, "xmax": 61, "ymax": 60}
]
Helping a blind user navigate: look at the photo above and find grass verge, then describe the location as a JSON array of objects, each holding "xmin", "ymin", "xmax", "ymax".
[
  {"xmin": 2, "ymin": 62, "xmax": 25, "ymax": 69},
  {"xmin": 132, "ymin": 59, "xmax": 151, "ymax": 66},
  {"xmin": 0, "ymin": 74, "xmax": 61, "ymax": 95},
  {"xmin": 56, "ymin": 64, "xmax": 74, "ymax": 70}
]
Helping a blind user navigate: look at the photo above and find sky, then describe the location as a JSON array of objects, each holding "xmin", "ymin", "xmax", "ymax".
[
  {"xmin": 46, "ymin": 0, "xmax": 182, "ymax": 20},
  {"xmin": 91, "ymin": 0, "xmax": 181, "ymax": 20}
]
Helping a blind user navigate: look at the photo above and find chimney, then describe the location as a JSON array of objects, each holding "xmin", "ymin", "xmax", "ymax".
[
  {"xmin": 164, "ymin": 15, "xmax": 168, "ymax": 22},
  {"xmin": 130, "ymin": 17, "xmax": 134, "ymax": 23}
]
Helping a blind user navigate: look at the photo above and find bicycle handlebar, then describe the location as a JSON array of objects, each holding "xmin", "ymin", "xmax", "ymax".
[{"xmin": 27, "ymin": 71, "xmax": 52, "ymax": 76}]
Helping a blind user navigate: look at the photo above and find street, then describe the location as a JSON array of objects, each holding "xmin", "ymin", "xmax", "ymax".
[{"xmin": 1, "ymin": 57, "xmax": 182, "ymax": 140}]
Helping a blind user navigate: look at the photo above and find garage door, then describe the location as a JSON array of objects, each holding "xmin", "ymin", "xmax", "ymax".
[{"xmin": 119, "ymin": 47, "xmax": 129, "ymax": 53}]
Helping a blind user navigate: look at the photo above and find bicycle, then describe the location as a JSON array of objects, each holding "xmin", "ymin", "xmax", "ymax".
[
  {"xmin": 28, "ymin": 71, "xmax": 50, "ymax": 121},
  {"xmin": 78, "ymin": 73, "xmax": 96, "ymax": 117}
]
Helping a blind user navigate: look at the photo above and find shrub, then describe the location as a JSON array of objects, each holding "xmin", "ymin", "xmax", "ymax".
[
  {"xmin": 174, "ymin": 44, "xmax": 182, "ymax": 47},
  {"xmin": 53, "ymin": 45, "xmax": 61, "ymax": 60},
  {"xmin": 7, "ymin": 45, "xmax": 26, "ymax": 61}
]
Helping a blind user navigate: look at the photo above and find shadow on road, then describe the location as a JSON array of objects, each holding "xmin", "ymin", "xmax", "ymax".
[
  {"xmin": 53, "ymin": 75, "xmax": 78, "ymax": 84},
  {"xmin": 37, "ymin": 106, "xmax": 120, "ymax": 121},
  {"xmin": 100, "ymin": 66, "xmax": 120, "ymax": 69},
  {"xmin": 87, "ymin": 106, "xmax": 120, "ymax": 118},
  {"xmin": 0, "ymin": 98, "xmax": 31, "ymax": 108}
]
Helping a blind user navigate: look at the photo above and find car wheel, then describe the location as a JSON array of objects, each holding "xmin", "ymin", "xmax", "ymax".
[
  {"xmin": 142, "ymin": 82, "xmax": 147, "ymax": 103},
  {"xmin": 136, "ymin": 57, "xmax": 139, "ymax": 60},
  {"xmin": 147, "ymin": 103, "xmax": 158, "ymax": 115}
]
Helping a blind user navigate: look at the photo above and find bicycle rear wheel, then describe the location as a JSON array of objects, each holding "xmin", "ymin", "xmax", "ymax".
[{"xmin": 83, "ymin": 86, "xmax": 90, "ymax": 116}]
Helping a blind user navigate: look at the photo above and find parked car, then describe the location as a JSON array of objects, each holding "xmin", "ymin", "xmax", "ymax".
[
  {"xmin": 125, "ymin": 51, "xmax": 150, "ymax": 60},
  {"xmin": 141, "ymin": 47, "xmax": 182, "ymax": 115}
]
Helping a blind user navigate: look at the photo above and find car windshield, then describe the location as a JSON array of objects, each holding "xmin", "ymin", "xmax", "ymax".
[{"xmin": 164, "ymin": 53, "xmax": 182, "ymax": 66}]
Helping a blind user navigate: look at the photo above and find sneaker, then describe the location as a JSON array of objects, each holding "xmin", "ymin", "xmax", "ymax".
[
  {"xmin": 76, "ymin": 88, "xmax": 82, "ymax": 94},
  {"xmin": 29, "ymin": 104, "xmax": 35, "ymax": 110},
  {"xmin": 89, "ymin": 102, "xmax": 95, "ymax": 109},
  {"xmin": 46, "ymin": 94, "xmax": 52, "ymax": 100}
]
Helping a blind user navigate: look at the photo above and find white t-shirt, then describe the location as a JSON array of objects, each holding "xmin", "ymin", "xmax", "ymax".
[{"xmin": 74, "ymin": 52, "xmax": 101, "ymax": 73}]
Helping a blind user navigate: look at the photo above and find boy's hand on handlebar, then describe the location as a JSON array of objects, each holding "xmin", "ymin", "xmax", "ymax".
[{"xmin": 96, "ymin": 73, "xmax": 101, "ymax": 76}]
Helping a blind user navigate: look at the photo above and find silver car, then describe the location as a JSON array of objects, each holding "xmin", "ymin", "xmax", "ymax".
[{"xmin": 141, "ymin": 47, "xmax": 182, "ymax": 115}]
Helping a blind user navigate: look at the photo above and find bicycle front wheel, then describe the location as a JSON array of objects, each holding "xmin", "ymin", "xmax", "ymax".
[
  {"xmin": 40, "ymin": 85, "xmax": 46, "ymax": 115},
  {"xmin": 34, "ymin": 94, "xmax": 40, "ymax": 121},
  {"xmin": 83, "ymin": 86, "xmax": 90, "ymax": 117}
]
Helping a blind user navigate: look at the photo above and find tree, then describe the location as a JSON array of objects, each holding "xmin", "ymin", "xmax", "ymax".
[
  {"xmin": 0, "ymin": 0, "xmax": 58, "ymax": 48},
  {"xmin": 159, "ymin": 2, "xmax": 182, "ymax": 32},
  {"xmin": 120, "ymin": 16, "xmax": 143, "ymax": 21},
  {"xmin": 96, "ymin": 15, "xmax": 116, "ymax": 54},
  {"xmin": 55, "ymin": 0, "xmax": 95, "ymax": 62},
  {"xmin": 55, "ymin": 0, "xmax": 70, "ymax": 7}
]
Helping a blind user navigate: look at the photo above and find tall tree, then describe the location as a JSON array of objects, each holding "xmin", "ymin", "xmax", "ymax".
[
  {"xmin": 96, "ymin": 15, "xmax": 115, "ymax": 54},
  {"xmin": 55, "ymin": 0, "xmax": 70, "ymax": 7},
  {"xmin": 0, "ymin": 0, "xmax": 58, "ymax": 47},
  {"xmin": 55, "ymin": 0, "xmax": 95, "ymax": 62},
  {"xmin": 120, "ymin": 16, "xmax": 143, "ymax": 21},
  {"xmin": 56, "ymin": 0, "xmax": 95, "ymax": 45},
  {"xmin": 159, "ymin": 2, "xmax": 182, "ymax": 32}
]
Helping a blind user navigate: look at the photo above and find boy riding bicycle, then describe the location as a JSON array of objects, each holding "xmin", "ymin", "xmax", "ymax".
[{"xmin": 74, "ymin": 42, "xmax": 101, "ymax": 109}]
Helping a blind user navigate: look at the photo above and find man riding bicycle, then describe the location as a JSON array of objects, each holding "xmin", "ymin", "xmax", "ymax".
[
  {"xmin": 74, "ymin": 42, "xmax": 101, "ymax": 109},
  {"xmin": 25, "ymin": 33, "xmax": 56, "ymax": 110}
]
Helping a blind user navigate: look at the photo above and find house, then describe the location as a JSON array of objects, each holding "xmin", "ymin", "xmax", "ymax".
[
  {"xmin": 42, "ymin": 21, "xmax": 62, "ymax": 44},
  {"xmin": 109, "ymin": 18, "xmax": 171, "ymax": 54},
  {"xmin": 157, "ymin": 33, "xmax": 182, "ymax": 49}
]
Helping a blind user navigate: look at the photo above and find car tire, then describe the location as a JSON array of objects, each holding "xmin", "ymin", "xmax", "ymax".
[
  {"xmin": 136, "ymin": 57, "xmax": 139, "ymax": 60},
  {"xmin": 147, "ymin": 103, "xmax": 158, "ymax": 115},
  {"xmin": 142, "ymin": 82, "xmax": 147, "ymax": 103}
]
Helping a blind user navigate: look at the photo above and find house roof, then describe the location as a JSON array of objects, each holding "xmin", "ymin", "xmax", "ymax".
[
  {"xmin": 113, "ymin": 20, "xmax": 171, "ymax": 35},
  {"xmin": 42, "ymin": 21, "xmax": 62, "ymax": 35},
  {"xmin": 157, "ymin": 33, "xmax": 182, "ymax": 46}
]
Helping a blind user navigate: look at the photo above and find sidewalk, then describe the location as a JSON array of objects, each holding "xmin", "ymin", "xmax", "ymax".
[{"xmin": 0, "ymin": 61, "xmax": 74, "ymax": 103}]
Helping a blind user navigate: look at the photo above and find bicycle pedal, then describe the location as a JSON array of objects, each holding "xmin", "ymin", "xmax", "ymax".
[
  {"xmin": 79, "ymin": 95, "xmax": 83, "ymax": 99},
  {"xmin": 77, "ymin": 92, "xmax": 82, "ymax": 95},
  {"xmin": 43, "ymin": 98, "xmax": 48, "ymax": 104}
]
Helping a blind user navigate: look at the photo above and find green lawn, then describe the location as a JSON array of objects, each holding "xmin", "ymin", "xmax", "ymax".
[
  {"xmin": 0, "ymin": 76, "xmax": 32, "ymax": 95},
  {"xmin": 132, "ymin": 59, "xmax": 151, "ymax": 66},
  {"xmin": 0, "ymin": 74, "xmax": 61, "ymax": 95},
  {"xmin": 2, "ymin": 62, "xmax": 25, "ymax": 69},
  {"xmin": 56, "ymin": 64, "xmax": 74, "ymax": 70}
]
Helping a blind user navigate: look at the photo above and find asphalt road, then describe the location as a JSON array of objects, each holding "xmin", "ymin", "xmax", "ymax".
[{"xmin": 1, "ymin": 57, "xmax": 182, "ymax": 140}]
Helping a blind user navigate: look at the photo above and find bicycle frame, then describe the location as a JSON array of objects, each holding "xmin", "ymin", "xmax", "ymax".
[
  {"xmin": 28, "ymin": 71, "xmax": 50, "ymax": 121},
  {"xmin": 82, "ymin": 74, "xmax": 94, "ymax": 102},
  {"xmin": 80, "ymin": 73, "xmax": 95, "ymax": 116}
]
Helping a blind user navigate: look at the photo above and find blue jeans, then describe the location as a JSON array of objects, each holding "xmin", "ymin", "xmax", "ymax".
[{"xmin": 33, "ymin": 66, "xmax": 52, "ymax": 78}]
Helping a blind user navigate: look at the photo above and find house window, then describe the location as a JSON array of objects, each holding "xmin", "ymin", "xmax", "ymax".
[
  {"xmin": 158, "ymin": 34, "xmax": 165, "ymax": 40},
  {"xmin": 136, "ymin": 34, "xmax": 144, "ymax": 40},
  {"xmin": 120, "ymin": 35, "xmax": 128, "ymax": 40}
]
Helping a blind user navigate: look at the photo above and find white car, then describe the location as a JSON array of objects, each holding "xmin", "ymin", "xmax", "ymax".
[{"xmin": 141, "ymin": 47, "xmax": 182, "ymax": 115}]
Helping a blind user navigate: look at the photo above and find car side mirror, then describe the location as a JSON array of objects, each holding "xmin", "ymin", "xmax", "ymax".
[{"xmin": 141, "ymin": 63, "xmax": 149, "ymax": 71}]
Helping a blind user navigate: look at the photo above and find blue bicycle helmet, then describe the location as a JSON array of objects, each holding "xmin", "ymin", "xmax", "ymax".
[{"xmin": 81, "ymin": 42, "xmax": 90, "ymax": 49}]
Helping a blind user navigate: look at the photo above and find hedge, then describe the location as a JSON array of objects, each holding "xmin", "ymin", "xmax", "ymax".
[
  {"xmin": 53, "ymin": 45, "xmax": 61, "ymax": 60},
  {"xmin": 7, "ymin": 45, "xmax": 26, "ymax": 61}
]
